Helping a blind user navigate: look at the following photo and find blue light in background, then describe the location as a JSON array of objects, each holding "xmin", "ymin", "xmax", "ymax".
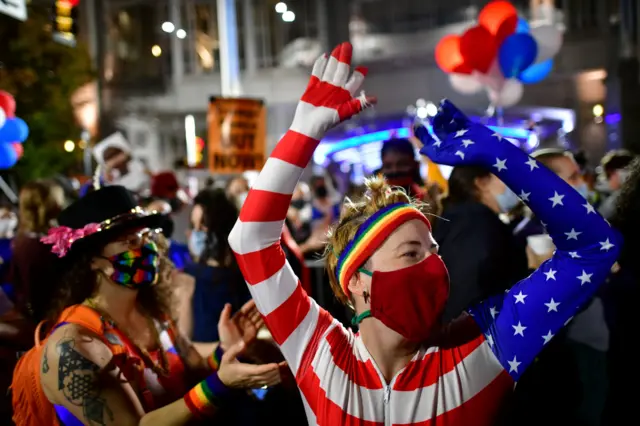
[{"xmin": 314, "ymin": 125, "xmax": 530, "ymax": 164}]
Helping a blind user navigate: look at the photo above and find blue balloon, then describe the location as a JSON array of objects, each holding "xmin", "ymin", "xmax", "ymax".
[
  {"xmin": 498, "ymin": 33, "xmax": 538, "ymax": 78},
  {"xmin": 516, "ymin": 17, "xmax": 530, "ymax": 33},
  {"xmin": 519, "ymin": 59, "xmax": 554, "ymax": 84},
  {"xmin": 0, "ymin": 143, "xmax": 18, "ymax": 169},
  {"xmin": 0, "ymin": 117, "xmax": 29, "ymax": 143}
]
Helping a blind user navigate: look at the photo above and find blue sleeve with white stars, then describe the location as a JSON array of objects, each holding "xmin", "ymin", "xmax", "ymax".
[
  {"xmin": 465, "ymin": 141, "xmax": 622, "ymax": 381},
  {"xmin": 414, "ymin": 100, "xmax": 622, "ymax": 382}
]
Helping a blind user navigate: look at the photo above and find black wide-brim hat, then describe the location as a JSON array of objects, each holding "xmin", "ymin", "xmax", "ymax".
[{"xmin": 44, "ymin": 185, "xmax": 164, "ymax": 258}]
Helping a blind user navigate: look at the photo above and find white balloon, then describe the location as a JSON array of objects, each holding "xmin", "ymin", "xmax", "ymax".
[
  {"xmin": 488, "ymin": 79, "xmax": 524, "ymax": 108},
  {"xmin": 0, "ymin": 107, "xmax": 5, "ymax": 129},
  {"xmin": 530, "ymin": 25, "xmax": 563, "ymax": 63},
  {"xmin": 449, "ymin": 73, "xmax": 483, "ymax": 95}
]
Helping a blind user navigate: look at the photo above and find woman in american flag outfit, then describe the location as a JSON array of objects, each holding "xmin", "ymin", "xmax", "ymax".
[{"xmin": 228, "ymin": 42, "xmax": 621, "ymax": 425}]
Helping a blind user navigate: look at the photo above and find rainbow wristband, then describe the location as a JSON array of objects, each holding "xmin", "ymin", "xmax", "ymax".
[
  {"xmin": 207, "ymin": 345, "xmax": 225, "ymax": 371},
  {"xmin": 183, "ymin": 372, "xmax": 230, "ymax": 418}
]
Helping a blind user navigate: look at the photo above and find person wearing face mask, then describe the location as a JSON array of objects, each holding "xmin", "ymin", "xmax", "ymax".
[
  {"xmin": 228, "ymin": 47, "xmax": 620, "ymax": 425},
  {"xmin": 433, "ymin": 165, "xmax": 528, "ymax": 322},
  {"xmin": 597, "ymin": 150, "xmax": 635, "ymax": 220},
  {"xmin": 10, "ymin": 185, "xmax": 285, "ymax": 426}
]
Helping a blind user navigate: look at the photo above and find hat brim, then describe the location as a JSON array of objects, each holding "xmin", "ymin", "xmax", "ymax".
[{"xmin": 64, "ymin": 212, "xmax": 165, "ymax": 258}]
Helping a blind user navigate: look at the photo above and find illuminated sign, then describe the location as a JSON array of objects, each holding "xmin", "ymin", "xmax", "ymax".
[{"xmin": 52, "ymin": 0, "xmax": 80, "ymax": 47}]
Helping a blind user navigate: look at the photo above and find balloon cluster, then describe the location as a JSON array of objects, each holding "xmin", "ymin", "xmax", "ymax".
[
  {"xmin": 435, "ymin": 1, "xmax": 562, "ymax": 108},
  {"xmin": 0, "ymin": 91, "xmax": 28, "ymax": 170}
]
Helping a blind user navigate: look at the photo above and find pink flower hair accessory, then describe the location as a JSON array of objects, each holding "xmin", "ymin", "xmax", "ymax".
[{"xmin": 40, "ymin": 223, "xmax": 101, "ymax": 257}]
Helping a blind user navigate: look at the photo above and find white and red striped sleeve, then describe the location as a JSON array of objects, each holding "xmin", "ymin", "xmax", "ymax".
[
  {"xmin": 227, "ymin": 128, "xmax": 328, "ymax": 375},
  {"xmin": 229, "ymin": 42, "xmax": 370, "ymax": 376}
]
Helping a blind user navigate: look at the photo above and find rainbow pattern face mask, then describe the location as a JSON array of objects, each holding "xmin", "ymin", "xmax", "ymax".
[{"xmin": 106, "ymin": 241, "xmax": 160, "ymax": 289}]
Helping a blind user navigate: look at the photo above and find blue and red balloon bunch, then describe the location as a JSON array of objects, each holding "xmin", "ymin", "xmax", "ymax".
[
  {"xmin": 435, "ymin": 1, "xmax": 562, "ymax": 107},
  {"xmin": 0, "ymin": 91, "xmax": 28, "ymax": 170}
]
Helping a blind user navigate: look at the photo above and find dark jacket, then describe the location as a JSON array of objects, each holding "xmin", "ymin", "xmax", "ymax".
[{"xmin": 434, "ymin": 201, "xmax": 529, "ymax": 322}]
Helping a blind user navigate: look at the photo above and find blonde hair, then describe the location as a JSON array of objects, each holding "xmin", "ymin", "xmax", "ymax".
[
  {"xmin": 324, "ymin": 175, "xmax": 428, "ymax": 306},
  {"xmin": 18, "ymin": 180, "xmax": 64, "ymax": 234}
]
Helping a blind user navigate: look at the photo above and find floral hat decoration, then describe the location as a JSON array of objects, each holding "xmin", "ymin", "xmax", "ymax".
[{"xmin": 41, "ymin": 176, "xmax": 163, "ymax": 258}]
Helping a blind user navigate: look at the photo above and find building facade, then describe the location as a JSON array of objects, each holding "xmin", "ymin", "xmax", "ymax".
[{"xmin": 80, "ymin": 0, "xmax": 637, "ymax": 175}]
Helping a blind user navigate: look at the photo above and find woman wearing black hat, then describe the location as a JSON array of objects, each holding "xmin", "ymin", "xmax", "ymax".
[{"xmin": 18, "ymin": 186, "xmax": 284, "ymax": 425}]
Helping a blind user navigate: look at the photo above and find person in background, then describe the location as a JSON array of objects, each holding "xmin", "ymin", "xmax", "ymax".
[
  {"xmin": 149, "ymin": 171, "xmax": 191, "ymax": 248},
  {"xmin": 597, "ymin": 150, "xmax": 635, "ymax": 219},
  {"xmin": 434, "ymin": 166, "xmax": 529, "ymax": 322},
  {"xmin": 225, "ymin": 176, "xmax": 249, "ymax": 211},
  {"xmin": 9, "ymin": 180, "xmax": 65, "ymax": 322},
  {"xmin": 379, "ymin": 138, "xmax": 425, "ymax": 197},
  {"xmin": 182, "ymin": 189, "xmax": 251, "ymax": 347},
  {"xmin": 606, "ymin": 158, "xmax": 640, "ymax": 424},
  {"xmin": 309, "ymin": 175, "xmax": 341, "ymax": 235}
]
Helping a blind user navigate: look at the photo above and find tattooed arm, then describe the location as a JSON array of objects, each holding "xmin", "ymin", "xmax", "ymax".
[
  {"xmin": 41, "ymin": 323, "xmax": 283, "ymax": 425},
  {"xmin": 40, "ymin": 324, "xmax": 191, "ymax": 425}
]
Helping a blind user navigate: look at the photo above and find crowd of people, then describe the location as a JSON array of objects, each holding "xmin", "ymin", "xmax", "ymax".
[{"xmin": 0, "ymin": 41, "xmax": 638, "ymax": 425}]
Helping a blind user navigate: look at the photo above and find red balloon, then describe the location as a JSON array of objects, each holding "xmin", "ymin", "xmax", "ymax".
[
  {"xmin": 460, "ymin": 26, "xmax": 498, "ymax": 74},
  {"xmin": 12, "ymin": 143, "xmax": 23, "ymax": 159},
  {"xmin": 479, "ymin": 1, "xmax": 518, "ymax": 36},
  {"xmin": 495, "ymin": 14, "xmax": 519, "ymax": 45},
  {"xmin": 435, "ymin": 35, "xmax": 473, "ymax": 75},
  {"xmin": 0, "ymin": 91, "xmax": 15, "ymax": 118}
]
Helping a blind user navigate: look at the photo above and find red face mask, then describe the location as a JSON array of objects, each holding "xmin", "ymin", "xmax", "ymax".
[{"xmin": 354, "ymin": 255, "xmax": 450, "ymax": 342}]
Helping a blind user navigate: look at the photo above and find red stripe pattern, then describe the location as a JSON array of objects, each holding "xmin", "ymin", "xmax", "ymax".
[{"xmin": 228, "ymin": 42, "xmax": 515, "ymax": 425}]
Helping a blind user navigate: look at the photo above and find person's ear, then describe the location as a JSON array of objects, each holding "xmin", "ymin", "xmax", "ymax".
[
  {"xmin": 347, "ymin": 271, "xmax": 370, "ymax": 300},
  {"xmin": 91, "ymin": 257, "xmax": 113, "ymax": 276}
]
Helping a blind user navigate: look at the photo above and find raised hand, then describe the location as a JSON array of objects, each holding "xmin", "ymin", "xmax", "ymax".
[
  {"xmin": 292, "ymin": 42, "xmax": 376, "ymax": 139},
  {"xmin": 414, "ymin": 99, "xmax": 506, "ymax": 167},
  {"xmin": 218, "ymin": 300, "xmax": 264, "ymax": 351}
]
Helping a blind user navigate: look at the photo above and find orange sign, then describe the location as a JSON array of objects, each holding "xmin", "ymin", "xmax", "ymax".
[{"xmin": 207, "ymin": 97, "xmax": 266, "ymax": 174}]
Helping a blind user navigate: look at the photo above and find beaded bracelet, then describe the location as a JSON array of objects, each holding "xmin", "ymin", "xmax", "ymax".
[
  {"xmin": 207, "ymin": 345, "xmax": 225, "ymax": 371},
  {"xmin": 183, "ymin": 372, "xmax": 230, "ymax": 418}
]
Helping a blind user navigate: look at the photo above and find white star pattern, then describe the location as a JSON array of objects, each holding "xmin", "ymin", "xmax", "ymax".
[
  {"xmin": 485, "ymin": 334, "xmax": 494, "ymax": 347},
  {"xmin": 577, "ymin": 270, "xmax": 593, "ymax": 285},
  {"xmin": 549, "ymin": 191, "xmax": 565, "ymax": 207},
  {"xmin": 514, "ymin": 291, "xmax": 527, "ymax": 304},
  {"xmin": 508, "ymin": 356, "xmax": 521, "ymax": 373},
  {"xmin": 433, "ymin": 139, "xmax": 442, "ymax": 147},
  {"xmin": 583, "ymin": 203, "xmax": 596, "ymax": 214},
  {"xmin": 569, "ymin": 252, "xmax": 581, "ymax": 259},
  {"xmin": 492, "ymin": 132, "xmax": 503, "ymax": 141},
  {"xmin": 455, "ymin": 150, "xmax": 465, "ymax": 159},
  {"xmin": 542, "ymin": 331, "xmax": 554, "ymax": 345},
  {"xmin": 489, "ymin": 306, "xmax": 499, "ymax": 318},
  {"xmin": 518, "ymin": 190, "xmax": 531, "ymax": 202},
  {"xmin": 540, "ymin": 221, "xmax": 547, "ymax": 228},
  {"xmin": 455, "ymin": 129, "xmax": 468, "ymax": 138},
  {"xmin": 525, "ymin": 157, "xmax": 539, "ymax": 171},
  {"xmin": 544, "ymin": 298, "xmax": 560, "ymax": 312},
  {"xmin": 493, "ymin": 158, "xmax": 507, "ymax": 172},
  {"xmin": 544, "ymin": 269, "xmax": 557, "ymax": 281},
  {"xmin": 599, "ymin": 239, "xmax": 615, "ymax": 251},
  {"xmin": 565, "ymin": 228, "xmax": 581, "ymax": 240},
  {"xmin": 512, "ymin": 322, "xmax": 527, "ymax": 336},
  {"xmin": 461, "ymin": 139, "xmax": 474, "ymax": 148}
]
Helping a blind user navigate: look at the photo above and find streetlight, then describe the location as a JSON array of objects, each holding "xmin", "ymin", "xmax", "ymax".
[
  {"xmin": 282, "ymin": 10, "xmax": 295, "ymax": 22},
  {"xmin": 275, "ymin": 2, "xmax": 287, "ymax": 13},
  {"xmin": 151, "ymin": 45, "xmax": 162, "ymax": 57},
  {"xmin": 176, "ymin": 29, "xmax": 186, "ymax": 39},
  {"xmin": 592, "ymin": 104, "xmax": 604, "ymax": 117},
  {"xmin": 64, "ymin": 140, "xmax": 75, "ymax": 153},
  {"xmin": 162, "ymin": 22, "xmax": 175, "ymax": 33}
]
